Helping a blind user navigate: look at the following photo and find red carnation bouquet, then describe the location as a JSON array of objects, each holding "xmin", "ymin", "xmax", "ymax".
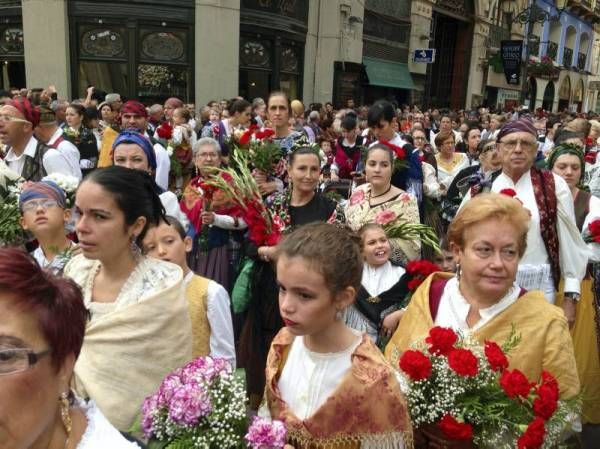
[
  {"xmin": 399, "ymin": 326, "xmax": 580, "ymax": 449},
  {"xmin": 584, "ymin": 219, "xmax": 600, "ymax": 244},
  {"xmin": 229, "ymin": 124, "xmax": 282, "ymax": 176},
  {"xmin": 206, "ymin": 151, "xmax": 281, "ymax": 247}
]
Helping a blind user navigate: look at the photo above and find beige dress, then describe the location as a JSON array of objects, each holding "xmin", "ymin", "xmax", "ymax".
[{"xmin": 64, "ymin": 255, "xmax": 193, "ymax": 431}]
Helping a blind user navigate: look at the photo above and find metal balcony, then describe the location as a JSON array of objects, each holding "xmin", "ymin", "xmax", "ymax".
[{"xmin": 563, "ymin": 47, "xmax": 573, "ymax": 67}]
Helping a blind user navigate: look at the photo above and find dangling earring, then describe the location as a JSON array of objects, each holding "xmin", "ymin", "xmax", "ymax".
[
  {"xmin": 130, "ymin": 235, "xmax": 142, "ymax": 259},
  {"xmin": 60, "ymin": 391, "xmax": 72, "ymax": 443},
  {"xmin": 456, "ymin": 263, "xmax": 461, "ymax": 280}
]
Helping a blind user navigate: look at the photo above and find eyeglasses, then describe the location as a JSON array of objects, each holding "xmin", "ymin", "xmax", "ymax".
[
  {"xmin": 0, "ymin": 348, "xmax": 51, "ymax": 376},
  {"xmin": 21, "ymin": 199, "xmax": 59, "ymax": 213},
  {"xmin": 498, "ymin": 139, "xmax": 537, "ymax": 151},
  {"xmin": 414, "ymin": 136, "xmax": 427, "ymax": 141},
  {"xmin": 0, "ymin": 114, "xmax": 30, "ymax": 124},
  {"xmin": 197, "ymin": 152, "xmax": 219, "ymax": 159},
  {"xmin": 480, "ymin": 144, "xmax": 497, "ymax": 154}
]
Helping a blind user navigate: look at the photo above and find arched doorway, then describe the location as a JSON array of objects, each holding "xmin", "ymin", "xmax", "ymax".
[
  {"xmin": 426, "ymin": 0, "xmax": 474, "ymax": 108},
  {"xmin": 558, "ymin": 76, "xmax": 571, "ymax": 111},
  {"xmin": 573, "ymin": 79, "xmax": 584, "ymax": 112},
  {"xmin": 526, "ymin": 77, "xmax": 537, "ymax": 110},
  {"xmin": 542, "ymin": 81, "xmax": 555, "ymax": 111},
  {"xmin": 563, "ymin": 26, "xmax": 577, "ymax": 68}
]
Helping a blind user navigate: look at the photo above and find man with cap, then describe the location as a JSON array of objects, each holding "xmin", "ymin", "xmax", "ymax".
[
  {"xmin": 460, "ymin": 117, "xmax": 587, "ymax": 309},
  {"xmin": 33, "ymin": 105, "xmax": 82, "ymax": 180},
  {"xmin": 0, "ymin": 97, "xmax": 73, "ymax": 181},
  {"xmin": 120, "ymin": 100, "xmax": 170, "ymax": 190}
]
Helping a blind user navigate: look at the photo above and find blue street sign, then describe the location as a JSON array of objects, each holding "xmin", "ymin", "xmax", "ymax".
[{"xmin": 413, "ymin": 49, "xmax": 436, "ymax": 63}]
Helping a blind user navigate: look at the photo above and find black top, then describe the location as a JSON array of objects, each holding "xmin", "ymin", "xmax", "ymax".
[{"xmin": 289, "ymin": 192, "xmax": 337, "ymax": 226}]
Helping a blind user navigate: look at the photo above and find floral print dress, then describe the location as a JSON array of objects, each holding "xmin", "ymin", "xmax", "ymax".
[{"xmin": 345, "ymin": 183, "xmax": 421, "ymax": 265}]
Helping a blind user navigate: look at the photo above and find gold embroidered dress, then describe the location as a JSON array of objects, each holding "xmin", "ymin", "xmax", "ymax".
[{"xmin": 265, "ymin": 327, "xmax": 413, "ymax": 449}]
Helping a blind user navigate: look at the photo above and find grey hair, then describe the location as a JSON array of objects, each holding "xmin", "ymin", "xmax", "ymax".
[
  {"xmin": 193, "ymin": 136, "xmax": 221, "ymax": 156},
  {"xmin": 149, "ymin": 104, "xmax": 163, "ymax": 114}
]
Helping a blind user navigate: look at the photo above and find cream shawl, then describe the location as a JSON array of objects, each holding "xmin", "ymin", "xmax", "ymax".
[{"xmin": 65, "ymin": 255, "xmax": 193, "ymax": 431}]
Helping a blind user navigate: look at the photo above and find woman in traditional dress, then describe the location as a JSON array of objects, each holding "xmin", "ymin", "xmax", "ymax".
[
  {"xmin": 0, "ymin": 247, "xmax": 141, "ymax": 449},
  {"xmin": 262, "ymin": 223, "xmax": 412, "ymax": 448},
  {"xmin": 331, "ymin": 112, "xmax": 364, "ymax": 181},
  {"xmin": 434, "ymin": 130, "xmax": 470, "ymax": 191},
  {"xmin": 180, "ymin": 137, "xmax": 246, "ymax": 290},
  {"xmin": 63, "ymin": 166, "xmax": 192, "ymax": 431},
  {"xmin": 548, "ymin": 143, "xmax": 600, "ymax": 444},
  {"xmin": 63, "ymin": 103, "xmax": 98, "ymax": 176},
  {"xmin": 345, "ymin": 144, "xmax": 421, "ymax": 265},
  {"xmin": 344, "ymin": 223, "xmax": 408, "ymax": 346},
  {"xmin": 238, "ymin": 147, "xmax": 345, "ymax": 409},
  {"xmin": 385, "ymin": 193, "xmax": 580, "ymax": 401}
]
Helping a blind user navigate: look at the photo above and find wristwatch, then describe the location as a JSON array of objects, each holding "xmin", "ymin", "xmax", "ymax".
[{"xmin": 563, "ymin": 292, "xmax": 580, "ymax": 302}]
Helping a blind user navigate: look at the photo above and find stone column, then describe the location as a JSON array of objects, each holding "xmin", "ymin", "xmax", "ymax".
[
  {"xmin": 21, "ymin": 0, "xmax": 70, "ymax": 97},
  {"xmin": 195, "ymin": 0, "xmax": 240, "ymax": 105},
  {"xmin": 465, "ymin": 18, "xmax": 489, "ymax": 108}
]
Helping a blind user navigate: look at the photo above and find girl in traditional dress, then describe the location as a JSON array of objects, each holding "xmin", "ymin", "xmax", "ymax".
[
  {"xmin": 344, "ymin": 223, "xmax": 408, "ymax": 346},
  {"xmin": 262, "ymin": 223, "xmax": 412, "ymax": 449},
  {"xmin": 345, "ymin": 144, "xmax": 421, "ymax": 265},
  {"xmin": 548, "ymin": 143, "xmax": 600, "ymax": 445}
]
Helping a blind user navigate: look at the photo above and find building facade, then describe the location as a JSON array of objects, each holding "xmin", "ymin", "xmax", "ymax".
[{"xmin": 1, "ymin": 0, "xmax": 599, "ymax": 111}]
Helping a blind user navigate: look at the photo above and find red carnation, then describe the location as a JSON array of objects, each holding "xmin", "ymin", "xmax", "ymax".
[
  {"xmin": 239, "ymin": 124, "xmax": 259, "ymax": 145},
  {"xmin": 425, "ymin": 326, "xmax": 458, "ymax": 356},
  {"xmin": 399, "ymin": 350, "xmax": 432, "ymax": 381},
  {"xmin": 500, "ymin": 369, "xmax": 533, "ymax": 399},
  {"xmin": 438, "ymin": 414, "xmax": 473, "ymax": 441},
  {"xmin": 517, "ymin": 417, "xmax": 545, "ymax": 449},
  {"xmin": 539, "ymin": 371, "xmax": 559, "ymax": 400},
  {"xmin": 448, "ymin": 348, "xmax": 479, "ymax": 377},
  {"xmin": 588, "ymin": 219, "xmax": 600, "ymax": 243},
  {"xmin": 406, "ymin": 260, "xmax": 440, "ymax": 277},
  {"xmin": 156, "ymin": 123, "xmax": 173, "ymax": 140},
  {"xmin": 585, "ymin": 151, "xmax": 597, "ymax": 164},
  {"xmin": 532, "ymin": 387, "xmax": 558, "ymax": 420},
  {"xmin": 255, "ymin": 128, "xmax": 275, "ymax": 140},
  {"xmin": 499, "ymin": 188, "xmax": 517, "ymax": 198},
  {"xmin": 484, "ymin": 340, "xmax": 509, "ymax": 372}
]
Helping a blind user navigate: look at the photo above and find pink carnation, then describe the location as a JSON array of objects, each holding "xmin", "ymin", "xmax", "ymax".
[
  {"xmin": 245, "ymin": 416, "xmax": 287, "ymax": 449},
  {"xmin": 375, "ymin": 209, "xmax": 397, "ymax": 225},
  {"xmin": 349, "ymin": 189, "xmax": 365, "ymax": 206},
  {"xmin": 180, "ymin": 356, "xmax": 232, "ymax": 383},
  {"xmin": 168, "ymin": 382, "xmax": 212, "ymax": 426}
]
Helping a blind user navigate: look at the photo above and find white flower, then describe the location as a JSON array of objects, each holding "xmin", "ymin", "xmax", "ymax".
[{"xmin": 167, "ymin": 145, "xmax": 174, "ymax": 157}]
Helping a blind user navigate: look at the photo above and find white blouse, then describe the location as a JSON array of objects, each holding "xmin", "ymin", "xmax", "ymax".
[
  {"xmin": 76, "ymin": 400, "xmax": 140, "ymax": 449},
  {"xmin": 434, "ymin": 277, "xmax": 520, "ymax": 333},
  {"xmin": 278, "ymin": 333, "xmax": 362, "ymax": 420}
]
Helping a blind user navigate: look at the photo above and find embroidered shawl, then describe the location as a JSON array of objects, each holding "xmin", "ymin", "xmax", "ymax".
[{"xmin": 266, "ymin": 328, "xmax": 413, "ymax": 449}]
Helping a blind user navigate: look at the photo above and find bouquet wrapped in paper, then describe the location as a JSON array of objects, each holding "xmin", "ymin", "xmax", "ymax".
[{"xmin": 399, "ymin": 326, "xmax": 581, "ymax": 449}]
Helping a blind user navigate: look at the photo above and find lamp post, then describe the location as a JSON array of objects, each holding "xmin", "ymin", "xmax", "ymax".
[{"xmin": 501, "ymin": 0, "xmax": 566, "ymax": 108}]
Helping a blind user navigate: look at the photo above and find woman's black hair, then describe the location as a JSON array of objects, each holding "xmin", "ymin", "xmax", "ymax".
[
  {"xmin": 289, "ymin": 146, "xmax": 322, "ymax": 166},
  {"xmin": 367, "ymin": 100, "xmax": 395, "ymax": 127},
  {"xmin": 341, "ymin": 112, "xmax": 358, "ymax": 131},
  {"xmin": 83, "ymin": 166, "xmax": 166, "ymax": 245},
  {"xmin": 228, "ymin": 98, "xmax": 251, "ymax": 115},
  {"xmin": 67, "ymin": 103, "xmax": 85, "ymax": 117},
  {"xmin": 365, "ymin": 143, "xmax": 394, "ymax": 164},
  {"xmin": 83, "ymin": 107, "xmax": 100, "ymax": 128}
]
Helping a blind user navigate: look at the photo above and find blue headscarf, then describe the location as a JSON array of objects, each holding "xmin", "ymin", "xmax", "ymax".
[
  {"xmin": 19, "ymin": 180, "xmax": 67, "ymax": 210},
  {"xmin": 112, "ymin": 129, "xmax": 157, "ymax": 170}
]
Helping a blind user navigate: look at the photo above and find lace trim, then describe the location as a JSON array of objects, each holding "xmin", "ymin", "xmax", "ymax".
[{"xmin": 287, "ymin": 428, "xmax": 413, "ymax": 449}]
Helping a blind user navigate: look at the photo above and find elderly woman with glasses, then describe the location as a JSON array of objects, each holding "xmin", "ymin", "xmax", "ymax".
[
  {"xmin": 0, "ymin": 247, "xmax": 141, "ymax": 448},
  {"xmin": 460, "ymin": 118, "xmax": 587, "ymax": 305},
  {"xmin": 180, "ymin": 137, "xmax": 247, "ymax": 290}
]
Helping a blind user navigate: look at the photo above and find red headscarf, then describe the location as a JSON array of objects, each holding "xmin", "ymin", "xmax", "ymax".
[
  {"xmin": 10, "ymin": 97, "xmax": 40, "ymax": 127},
  {"xmin": 121, "ymin": 100, "xmax": 148, "ymax": 117}
]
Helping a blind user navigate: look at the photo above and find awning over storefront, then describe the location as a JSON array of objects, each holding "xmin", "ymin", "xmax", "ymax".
[{"xmin": 363, "ymin": 56, "xmax": 415, "ymax": 90}]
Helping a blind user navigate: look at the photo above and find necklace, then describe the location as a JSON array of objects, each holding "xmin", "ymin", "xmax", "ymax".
[{"xmin": 370, "ymin": 184, "xmax": 392, "ymax": 199}]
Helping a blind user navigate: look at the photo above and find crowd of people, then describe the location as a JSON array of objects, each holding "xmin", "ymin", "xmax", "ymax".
[{"xmin": 1, "ymin": 84, "xmax": 600, "ymax": 448}]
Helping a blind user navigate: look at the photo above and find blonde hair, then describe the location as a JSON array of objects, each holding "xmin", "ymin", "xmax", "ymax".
[
  {"xmin": 448, "ymin": 193, "xmax": 530, "ymax": 257},
  {"xmin": 589, "ymin": 120, "xmax": 600, "ymax": 135}
]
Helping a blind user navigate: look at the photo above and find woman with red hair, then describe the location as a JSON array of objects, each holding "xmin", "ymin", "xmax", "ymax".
[{"xmin": 0, "ymin": 247, "xmax": 140, "ymax": 448}]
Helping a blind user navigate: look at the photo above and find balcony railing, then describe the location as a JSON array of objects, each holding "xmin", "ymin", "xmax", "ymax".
[
  {"xmin": 563, "ymin": 47, "xmax": 573, "ymax": 67},
  {"xmin": 547, "ymin": 41, "xmax": 559, "ymax": 61},
  {"xmin": 577, "ymin": 52, "xmax": 587, "ymax": 70},
  {"xmin": 488, "ymin": 24, "xmax": 510, "ymax": 49}
]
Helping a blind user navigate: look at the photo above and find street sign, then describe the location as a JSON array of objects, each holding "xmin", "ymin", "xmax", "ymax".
[{"xmin": 413, "ymin": 49, "xmax": 435, "ymax": 63}]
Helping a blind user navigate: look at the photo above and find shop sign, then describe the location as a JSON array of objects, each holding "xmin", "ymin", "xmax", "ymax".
[{"xmin": 501, "ymin": 40, "xmax": 523, "ymax": 86}]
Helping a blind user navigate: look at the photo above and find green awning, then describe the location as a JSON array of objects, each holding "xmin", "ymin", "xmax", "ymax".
[{"xmin": 363, "ymin": 57, "xmax": 415, "ymax": 90}]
